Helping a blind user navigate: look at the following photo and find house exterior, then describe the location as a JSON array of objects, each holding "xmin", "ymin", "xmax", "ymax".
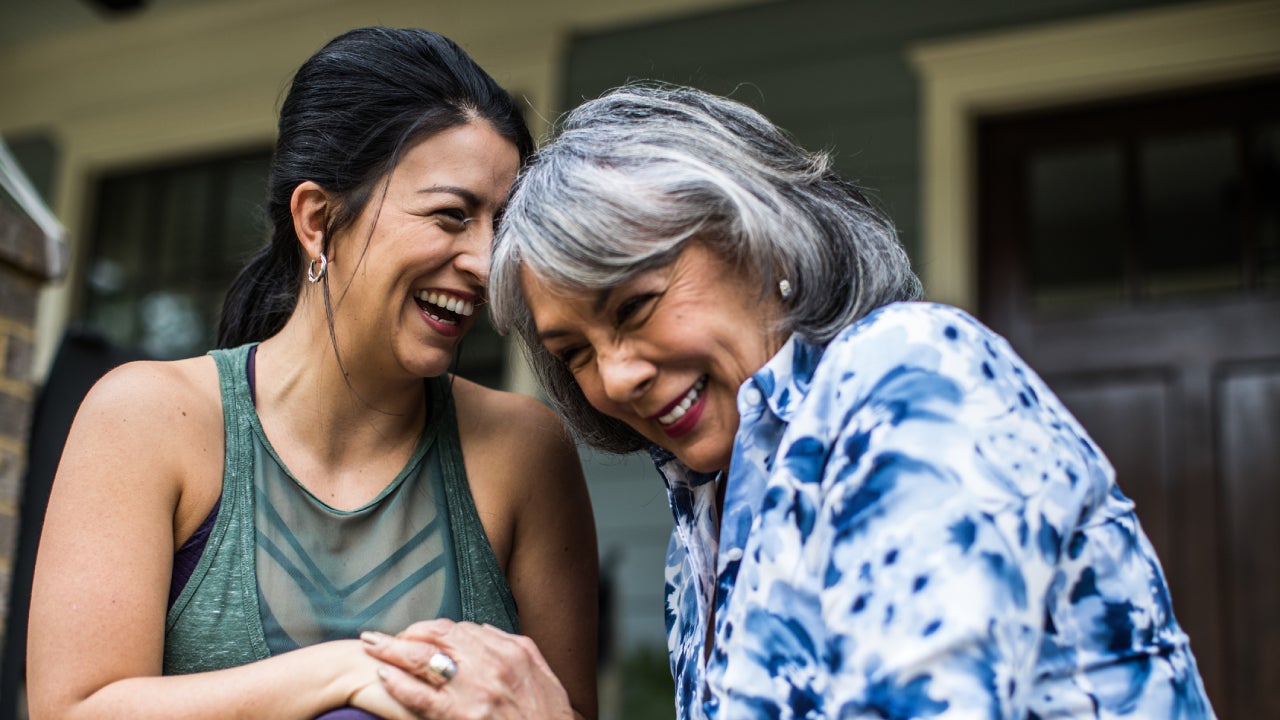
[{"xmin": 1, "ymin": 1, "xmax": 1276, "ymax": 717}]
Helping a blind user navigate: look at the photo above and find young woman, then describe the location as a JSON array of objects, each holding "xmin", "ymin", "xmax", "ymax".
[{"xmin": 27, "ymin": 28, "xmax": 597, "ymax": 720}]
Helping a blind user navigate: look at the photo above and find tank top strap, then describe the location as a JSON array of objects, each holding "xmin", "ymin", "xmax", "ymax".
[
  {"xmin": 164, "ymin": 344, "xmax": 269, "ymax": 673},
  {"xmin": 430, "ymin": 376, "xmax": 521, "ymax": 633}
]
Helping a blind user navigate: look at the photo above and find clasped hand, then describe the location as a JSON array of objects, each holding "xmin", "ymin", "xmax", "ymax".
[{"xmin": 359, "ymin": 619, "xmax": 574, "ymax": 720}]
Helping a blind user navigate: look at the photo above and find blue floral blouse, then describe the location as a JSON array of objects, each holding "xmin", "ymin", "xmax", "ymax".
[{"xmin": 654, "ymin": 302, "xmax": 1215, "ymax": 719}]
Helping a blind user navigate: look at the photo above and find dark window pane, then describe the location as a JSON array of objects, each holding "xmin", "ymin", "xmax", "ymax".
[
  {"xmin": 221, "ymin": 154, "xmax": 271, "ymax": 269},
  {"xmin": 138, "ymin": 289, "xmax": 206, "ymax": 359},
  {"xmin": 89, "ymin": 176, "xmax": 150, "ymax": 297},
  {"xmin": 1256, "ymin": 124, "xmax": 1280, "ymax": 291},
  {"xmin": 1029, "ymin": 144, "xmax": 1127, "ymax": 310},
  {"xmin": 86, "ymin": 176, "xmax": 151, "ymax": 343},
  {"xmin": 155, "ymin": 165, "xmax": 213, "ymax": 286},
  {"xmin": 1140, "ymin": 130, "xmax": 1241, "ymax": 299},
  {"xmin": 87, "ymin": 297, "xmax": 140, "ymax": 348},
  {"xmin": 455, "ymin": 309, "xmax": 506, "ymax": 389},
  {"xmin": 85, "ymin": 150, "xmax": 270, "ymax": 359}
]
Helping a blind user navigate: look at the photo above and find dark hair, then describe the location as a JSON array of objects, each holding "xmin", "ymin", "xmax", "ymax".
[{"xmin": 217, "ymin": 27, "xmax": 533, "ymax": 348}]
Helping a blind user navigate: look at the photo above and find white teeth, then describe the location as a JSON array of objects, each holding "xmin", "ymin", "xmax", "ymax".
[
  {"xmin": 416, "ymin": 290, "xmax": 475, "ymax": 317},
  {"xmin": 658, "ymin": 377, "xmax": 707, "ymax": 426},
  {"xmin": 425, "ymin": 310, "xmax": 457, "ymax": 325}
]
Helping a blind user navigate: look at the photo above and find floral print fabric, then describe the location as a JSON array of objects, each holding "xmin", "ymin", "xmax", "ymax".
[{"xmin": 656, "ymin": 302, "xmax": 1215, "ymax": 719}]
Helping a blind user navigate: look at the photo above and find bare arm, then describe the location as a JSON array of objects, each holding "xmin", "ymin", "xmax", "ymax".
[
  {"xmin": 498, "ymin": 393, "xmax": 599, "ymax": 719},
  {"xmin": 25, "ymin": 360, "xmax": 408, "ymax": 720}
]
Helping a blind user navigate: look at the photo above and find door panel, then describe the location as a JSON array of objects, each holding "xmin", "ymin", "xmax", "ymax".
[
  {"xmin": 1219, "ymin": 366, "xmax": 1280, "ymax": 720},
  {"xmin": 1050, "ymin": 373, "xmax": 1174, "ymax": 563}
]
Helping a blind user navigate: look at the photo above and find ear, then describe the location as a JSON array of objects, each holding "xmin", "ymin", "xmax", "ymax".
[{"xmin": 290, "ymin": 181, "xmax": 330, "ymax": 261}]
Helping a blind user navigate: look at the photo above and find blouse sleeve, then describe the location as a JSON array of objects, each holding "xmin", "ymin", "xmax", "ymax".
[
  {"xmin": 704, "ymin": 305, "xmax": 1197, "ymax": 719},
  {"xmin": 798, "ymin": 306, "xmax": 1103, "ymax": 718}
]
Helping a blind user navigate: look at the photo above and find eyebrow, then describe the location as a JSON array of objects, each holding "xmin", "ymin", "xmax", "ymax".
[
  {"xmin": 418, "ymin": 185, "xmax": 481, "ymax": 206},
  {"xmin": 534, "ymin": 287, "xmax": 615, "ymax": 343},
  {"xmin": 593, "ymin": 287, "xmax": 616, "ymax": 315}
]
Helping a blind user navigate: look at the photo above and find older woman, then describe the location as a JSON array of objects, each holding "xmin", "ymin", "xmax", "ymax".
[{"xmin": 464, "ymin": 83, "xmax": 1214, "ymax": 718}]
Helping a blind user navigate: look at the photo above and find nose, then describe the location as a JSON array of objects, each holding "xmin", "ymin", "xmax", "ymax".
[
  {"xmin": 455, "ymin": 220, "xmax": 492, "ymax": 287},
  {"xmin": 596, "ymin": 343, "xmax": 655, "ymax": 405}
]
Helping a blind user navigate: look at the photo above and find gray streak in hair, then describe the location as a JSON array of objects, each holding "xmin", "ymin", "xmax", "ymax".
[{"xmin": 490, "ymin": 82, "xmax": 922, "ymax": 454}]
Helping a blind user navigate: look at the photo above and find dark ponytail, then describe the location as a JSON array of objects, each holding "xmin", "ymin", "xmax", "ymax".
[{"xmin": 217, "ymin": 27, "xmax": 533, "ymax": 348}]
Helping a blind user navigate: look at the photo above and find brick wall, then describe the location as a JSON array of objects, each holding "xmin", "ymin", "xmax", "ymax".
[{"xmin": 0, "ymin": 199, "xmax": 58, "ymax": 655}]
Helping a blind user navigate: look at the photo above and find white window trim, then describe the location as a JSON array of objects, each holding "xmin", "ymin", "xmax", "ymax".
[{"xmin": 908, "ymin": 0, "xmax": 1280, "ymax": 311}]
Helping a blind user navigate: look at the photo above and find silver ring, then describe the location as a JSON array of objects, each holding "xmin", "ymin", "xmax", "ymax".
[{"xmin": 425, "ymin": 651, "xmax": 457, "ymax": 683}]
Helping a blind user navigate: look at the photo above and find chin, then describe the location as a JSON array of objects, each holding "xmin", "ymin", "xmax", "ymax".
[
  {"xmin": 672, "ymin": 448, "xmax": 731, "ymax": 475},
  {"xmin": 402, "ymin": 351, "xmax": 454, "ymax": 379}
]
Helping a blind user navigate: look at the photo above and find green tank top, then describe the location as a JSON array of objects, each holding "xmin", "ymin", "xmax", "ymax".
[{"xmin": 163, "ymin": 344, "xmax": 518, "ymax": 674}]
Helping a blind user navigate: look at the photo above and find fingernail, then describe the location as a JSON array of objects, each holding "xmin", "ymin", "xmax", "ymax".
[{"xmin": 361, "ymin": 630, "xmax": 389, "ymax": 647}]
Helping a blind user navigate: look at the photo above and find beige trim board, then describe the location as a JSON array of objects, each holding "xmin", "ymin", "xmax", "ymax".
[{"xmin": 908, "ymin": 0, "xmax": 1280, "ymax": 311}]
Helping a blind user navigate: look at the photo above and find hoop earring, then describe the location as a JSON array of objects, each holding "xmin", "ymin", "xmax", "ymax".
[
  {"xmin": 307, "ymin": 253, "xmax": 328, "ymax": 284},
  {"xmin": 778, "ymin": 278, "xmax": 793, "ymax": 299}
]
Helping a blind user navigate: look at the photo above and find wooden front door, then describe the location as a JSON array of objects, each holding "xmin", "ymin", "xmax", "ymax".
[{"xmin": 978, "ymin": 75, "xmax": 1280, "ymax": 719}]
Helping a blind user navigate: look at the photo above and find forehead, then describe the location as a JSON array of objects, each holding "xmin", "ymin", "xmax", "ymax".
[
  {"xmin": 520, "ymin": 264, "xmax": 601, "ymax": 317},
  {"xmin": 392, "ymin": 120, "xmax": 520, "ymax": 190},
  {"xmin": 520, "ymin": 242, "xmax": 748, "ymax": 333}
]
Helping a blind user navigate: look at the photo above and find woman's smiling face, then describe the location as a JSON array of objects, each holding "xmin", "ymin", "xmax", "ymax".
[
  {"xmin": 524, "ymin": 243, "xmax": 785, "ymax": 473},
  {"xmin": 327, "ymin": 119, "xmax": 520, "ymax": 380}
]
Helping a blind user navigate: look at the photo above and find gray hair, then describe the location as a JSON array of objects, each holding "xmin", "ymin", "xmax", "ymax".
[{"xmin": 490, "ymin": 82, "xmax": 921, "ymax": 454}]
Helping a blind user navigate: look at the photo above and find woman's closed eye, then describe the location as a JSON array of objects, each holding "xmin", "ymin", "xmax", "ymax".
[
  {"xmin": 434, "ymin": 208, "xmax": 474, "ymax": 230},
  {"xmin": 615, "ymin": 293, "xmax": 659, "ymax": 326},
  {"xmin": 553, "ymin": 344, "xmax": 591, "ymax": 372}
]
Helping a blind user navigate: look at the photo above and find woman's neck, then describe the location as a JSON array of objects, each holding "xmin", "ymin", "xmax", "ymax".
[{"xmin": 250, "ymin": 312, "xmax": 430, "ymax": 505}]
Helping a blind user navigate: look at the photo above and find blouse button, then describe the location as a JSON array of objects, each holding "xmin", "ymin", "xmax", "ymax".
[
  {"xmin": 725, "ymin": 547, "xmax": 743, "ymax": 562},
  {"xmin": 744, "ymin": 388, "xmax": 763, "ymax": 406}
]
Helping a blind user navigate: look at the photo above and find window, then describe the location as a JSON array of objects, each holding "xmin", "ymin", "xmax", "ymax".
[
  {"xmin": 980, "ymin": 75, "xmax": 1280, "ymax": 316},
  {"xmin": 84, "ymin": 148, "xmax": 272, "ymax": 358}
]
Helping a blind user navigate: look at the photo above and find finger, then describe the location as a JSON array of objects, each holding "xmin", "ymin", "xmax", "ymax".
[
  {"xmin": 421, "ymin": 650, "xmax": 458, "ymax": 688},
  {"xmin": 442, "ymin": 624, "xmax": 551, "ymax": 697},
  {"xmin": 393, "ymin": 617, "xmax": 457, "ymax": 642},
  {"xmin": 349, "ymin": 678, "xmax": 421, "ymax": 720},
  {"xmin": 361, "ymin": 631, "xmax": 452, "ymax": 686},
  {"xmin": 377, "ymin": 663, "xmax": 456, "ymax": 719},
  {"xmin": 454, "ymin": 622, "xmax": 547, "ymax": 673}
]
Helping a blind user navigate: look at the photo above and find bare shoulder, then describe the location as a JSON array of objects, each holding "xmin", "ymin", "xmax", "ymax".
[
  {"xmin": 448, "ymin": 376, "xmax": 584, "ymax": 534},
  {"xmin": 68, "ymin": 356, "xmax": 223, "ymax": 492},
  {"xmin": 80, "ymin": 356, "xmax": 221, "ymax": 431},
  {"xmin": 449, "ymin": 376, "xmax": 575, "ymax": 460},
  {"xmin": 45, "ymin": 355, "xmax": 225, "ymax": 547}
]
